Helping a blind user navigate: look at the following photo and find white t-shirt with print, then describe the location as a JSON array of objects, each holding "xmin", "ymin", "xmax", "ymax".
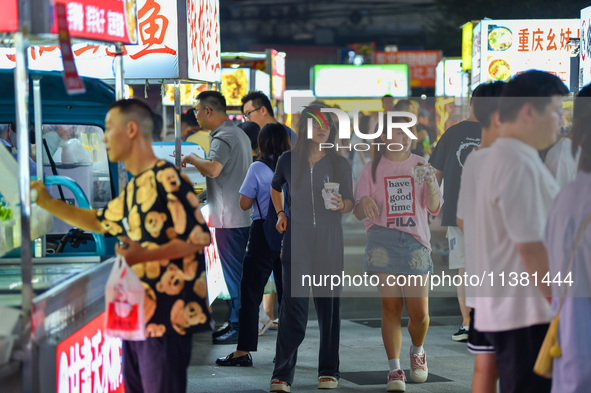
[{"xmin": 473, "ymin": 138, "xmax": 559, "ymax": 332}]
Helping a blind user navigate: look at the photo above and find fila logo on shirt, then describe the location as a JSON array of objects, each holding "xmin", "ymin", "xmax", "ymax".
[{"xmin": 387, "ymin": 217, "xmax": 416, "ymax": 228}]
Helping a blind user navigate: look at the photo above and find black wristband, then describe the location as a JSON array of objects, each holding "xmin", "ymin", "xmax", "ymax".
[{"xmin": 277, "ymin": 210, "xmax": 285, "ymax": 216}]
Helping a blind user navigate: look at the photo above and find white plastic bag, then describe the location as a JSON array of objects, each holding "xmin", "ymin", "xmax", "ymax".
[{"xmin": 105, "ymin": 255, "xmax": 146, "ymax": 341}]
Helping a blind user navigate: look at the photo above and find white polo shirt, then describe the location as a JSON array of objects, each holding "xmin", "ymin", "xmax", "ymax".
[{"xmin": 473, "ymin": 138, "xmax": 559, "ymax": 332}]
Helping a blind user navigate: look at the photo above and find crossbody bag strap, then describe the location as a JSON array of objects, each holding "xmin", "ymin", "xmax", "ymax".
[
  {"xmin": 556, "ymin": 210, "xmax": 591, "ymax": 315},
  {"xmin": 254, "ymin": 197, "xmax": 263, "ymax": 219}
]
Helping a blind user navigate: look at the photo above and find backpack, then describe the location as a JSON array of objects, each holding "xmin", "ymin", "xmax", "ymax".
[{"xmin": 253, "ymin": 159, "xmax": 284, "ymax": 252}]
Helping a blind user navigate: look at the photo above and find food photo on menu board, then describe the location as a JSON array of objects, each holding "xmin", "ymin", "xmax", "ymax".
[{"xmin": 488, "ymin": 25, "xmax": 513, "ymax": 51}]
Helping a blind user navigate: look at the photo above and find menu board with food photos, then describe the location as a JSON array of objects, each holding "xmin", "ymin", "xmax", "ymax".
[{"xmin": 473, "ymin": 19, "xmax": 579, "ymax": 88}]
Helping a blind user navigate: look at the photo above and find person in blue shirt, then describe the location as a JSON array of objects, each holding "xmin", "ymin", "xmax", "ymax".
[{"xmin": 216, "ymin": 122, "xmax": 291, "ymax": 367}]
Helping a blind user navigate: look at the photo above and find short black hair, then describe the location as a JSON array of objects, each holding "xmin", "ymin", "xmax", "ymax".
[
  {"xmin": 181, "ymin": 112, "xmax": 199, "ymax": 127},
  {"xmin": 498, "ymin": 70, "xmax": 569, "ymax": 123},
  {"xmin": 237, "ymin": 121, "xmax": 260, "ymax": 151},
  {"xmin": 241, "ymin": 91, "xmax": 274, "ymax": 117},
  {"xmin": 472, "ymin": 81, "xmax": 506, "ymax": 128},
  {"xmin": 470, "ymin": 82, "xmax": 487, "ymax": 105},
  {"xmin": 257, "ymin": 123, "xmax": 291, "ymax": 164},
  {"xmin": 108, "ymin": 98, "xmax": 155, "ymax": 140},
  {"xmin": 196, "ymin": 91, "xmax": 226, "ymax": 113}
]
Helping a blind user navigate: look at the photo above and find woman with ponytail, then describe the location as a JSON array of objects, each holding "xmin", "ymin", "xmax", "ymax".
[{"xmin": 353, "ymin": 120, "xmax": 442, "ymax": 392}]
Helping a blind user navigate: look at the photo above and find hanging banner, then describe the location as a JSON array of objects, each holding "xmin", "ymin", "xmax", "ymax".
[
  {"xmin": 56, "ymin": 3, "xmax": 86, "ymax": 95},
  {"xmin": 580, "ymin": 6, "xmax": 591, "ymax": 89},
  {"xmin": 187, "ymin": 0, "xmax": 221, "ymax": 82}
]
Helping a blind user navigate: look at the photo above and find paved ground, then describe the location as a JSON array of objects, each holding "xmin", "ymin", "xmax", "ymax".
[{"xmin": 188, "ymin": 219, "xmax": 476, "ymax": 393}]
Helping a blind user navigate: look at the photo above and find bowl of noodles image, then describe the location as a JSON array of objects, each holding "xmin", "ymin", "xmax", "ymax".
[
  {"xmin": 488, "ymin": 26, "xmax": 512, "ymax": 51},
  {"xmin": 488, "ymin": 59, "xmax": 511, "ymax": 80}
]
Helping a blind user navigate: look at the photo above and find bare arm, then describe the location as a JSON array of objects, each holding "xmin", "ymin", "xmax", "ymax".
[
  {"xmin": 354, "ymin": 195, "xmax": 379, "ymax": 220},
  {"xmin": 239, "ymin": 194, "xmax": 254, "ymax": 211},
  {"xmin": 456, "ymin": 218, "xmax": 464, "ymax": 232},
  {"xmin": 116, "ymin": 236, "xmax": 210, "ymax": 266},
  {"xmin": 31, "ymin": 181, "xmax": 105, "ymax": 234},
  {"xmin": 270, "ymin": 187, "xmax": 287, "ymax": 233},
  {"xmin": 181, "ymin": 153, "xmax": 223, "ymax": 178},
  {"xmin": 516, "ymin": 241, "xmax": 551, "ymax": 298}
]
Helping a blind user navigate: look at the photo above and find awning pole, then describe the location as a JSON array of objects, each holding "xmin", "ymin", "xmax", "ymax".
[
  {"xmin": 15, "ymin": 30, "xmax": 34, "ymax": 393},
  {"xmin": 32, "ymin": 76, "xmax": 45, "ymax": 257}
]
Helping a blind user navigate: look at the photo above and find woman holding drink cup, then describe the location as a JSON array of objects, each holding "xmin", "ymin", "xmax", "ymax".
[
  {"xmin": 353, "ymin": 122, "xmax": 442, "ymax": 392},
  {"xmin": 268, "ymin": 105, "xmax": 354, "ymax": 392}
]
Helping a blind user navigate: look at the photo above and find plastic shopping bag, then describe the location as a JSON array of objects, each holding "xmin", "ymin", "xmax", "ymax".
[{"xmin": 105, "ymin": 255, "xmax": 146, "ymax": 341}]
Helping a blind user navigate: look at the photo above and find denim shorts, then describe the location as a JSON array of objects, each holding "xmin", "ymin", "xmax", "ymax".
[{"xmin": 363, "ymin": 225, "xmax": 433, "ymax": 275}]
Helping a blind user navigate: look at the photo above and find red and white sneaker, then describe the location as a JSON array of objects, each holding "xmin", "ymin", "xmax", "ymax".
[
  {"xmin": 387, "ymin": 369, "xmax": 406, "ymax": 391},
  {"xmin": 409, "ymin": 347, "xmax": 428, "ymax": 383}
]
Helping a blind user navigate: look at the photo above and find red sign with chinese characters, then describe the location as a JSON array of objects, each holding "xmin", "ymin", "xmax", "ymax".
[
  {"xmin": 52, "ymin": 0, "xmax": 138, "ymax": 44},
  {"xmin": 0, "ymin": 0, "xmax": 18, "ymax": 33},
  {"xmin": 56, "ymin": 3, "xmax": 86, "ymax": 95},
  {"xmin": 374, "ymin": 50, "xmax": 441, "ymax": 88},
  {"xmin": 56, "ymin": 312, "xmax": 124, "ymax": 393}
]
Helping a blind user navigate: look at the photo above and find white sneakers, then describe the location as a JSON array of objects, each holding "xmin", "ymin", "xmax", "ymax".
[{"xmin": 409, "ymin": 346, "xmax": 428, "ymax": 383}]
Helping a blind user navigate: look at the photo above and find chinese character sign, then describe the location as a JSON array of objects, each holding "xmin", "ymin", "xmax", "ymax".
[
  {"xmin": 56, "ymin": 313, "xmax": 124, "ymax": 393},
  {"xmin": 53, "ymin": 0, "xmax": 138, "ymax": 44},
  {"xmin": 187, "ymin": 0, "xmax": 221, "ymax": 82},
  {"xmin": 476, "ymin": 19, "xmax": 580, "ymax": 86},
  {"xmin": 0, "ymin": 0, "xmax": 18, "ymax": 32},
  {"xmin": 0, "ymin": 0, "xmax": 180, "ymax": 79},
  {"xmin": 373, "ymin": 50, "xmax": 441, "ymax": 88},
  {"xmin": 580, "ymin": 6, "xmax": 591, "ymax": 88}
]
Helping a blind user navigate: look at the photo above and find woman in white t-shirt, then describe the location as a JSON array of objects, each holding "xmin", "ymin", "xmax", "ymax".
[{"xmin": 353, "ymin": 123, "xmax": 442, "ymax": 392}]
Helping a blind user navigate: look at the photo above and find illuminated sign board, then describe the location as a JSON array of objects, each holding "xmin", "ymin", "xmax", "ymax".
[
  {"xmin": 52, "ymin": 0, "xmax": 138, "ymax": 44},
  {"xmin": 313, "ymin": 64, "xmax": 409, "ymax": 97},
  {"xmin": 473, "ymin": 19, "xmax": 579, "ymax": 88},
  {"xmin": 374, "ymin": 50, "xmax": 440, "ymax": 88},
  {"xmin": 56, "ymin": 312, "xmax": 124, "ymax": 393}
]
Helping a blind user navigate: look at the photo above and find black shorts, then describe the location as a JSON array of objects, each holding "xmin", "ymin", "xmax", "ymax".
[
  {"xmin": 467, "ymin": 309, "xmax": 495, "ymax": 354},
  {"xmin": 483, "ymin": 323, "xmax": 551, "ymax": 393}
]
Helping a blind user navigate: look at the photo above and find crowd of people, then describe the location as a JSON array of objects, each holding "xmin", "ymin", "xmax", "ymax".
[{"xmin": 29, "ymin": 69, "xmax": 591, "ymax": 393}]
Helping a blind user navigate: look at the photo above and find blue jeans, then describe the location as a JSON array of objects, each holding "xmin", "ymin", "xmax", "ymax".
[{"xmin": 215, "ymin": 227, "xmax": 249, "ymax": 326}]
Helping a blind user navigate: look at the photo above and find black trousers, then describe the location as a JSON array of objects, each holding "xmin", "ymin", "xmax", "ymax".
[
  {"xmin": 272, "ymin": 222, "xmax": 343, "ymax": 385},
  {"xmin": 123, "ymin": 334, "xmax": 192, "ymax": 393},
  {"xmin": 237, "ymin": 220, "xmax": 282, "ymax": 352}
]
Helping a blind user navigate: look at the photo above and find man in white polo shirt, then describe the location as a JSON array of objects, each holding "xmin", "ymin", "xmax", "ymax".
[{"xmin": 473, "ymin": 70, "xmax": 568, "ymax": 393}]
